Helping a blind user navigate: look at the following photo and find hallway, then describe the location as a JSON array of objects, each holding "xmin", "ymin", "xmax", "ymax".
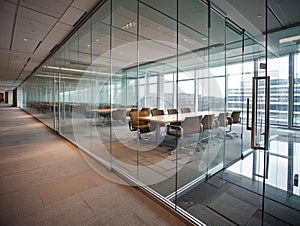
[{"xmin": 0, "ymin": 105, "xmax": 187, "ymax": 225}]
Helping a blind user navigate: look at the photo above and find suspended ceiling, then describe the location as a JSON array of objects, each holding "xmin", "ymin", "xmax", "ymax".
[
  {"xmin": 0, "ymin": 0, "xmax": 100, "ymax": 92},
  {"xmin": 0, "ymin": 0, "xmax": 300, "ymax": 92}
]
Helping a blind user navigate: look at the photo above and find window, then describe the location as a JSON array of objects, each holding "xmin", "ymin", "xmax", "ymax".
[{"xmin": 294, "ymin": 53, "xmax": 300, "ymax": 126}]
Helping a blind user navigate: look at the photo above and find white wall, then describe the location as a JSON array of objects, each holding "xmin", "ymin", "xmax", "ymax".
[{"xmin": 8, "ymin": 90, "xmax": 13, "ymax": 105}]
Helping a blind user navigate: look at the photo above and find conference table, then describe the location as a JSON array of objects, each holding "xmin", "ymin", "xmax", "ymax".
[
  {"xmin": 141, "ymin": 111, "xmax": 217, "ymax": 145},
  {"xmin": 95, "ymin": 107, "xmax": 132, "ymax": 113}
]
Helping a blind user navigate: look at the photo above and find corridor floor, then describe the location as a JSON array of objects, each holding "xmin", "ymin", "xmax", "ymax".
[{"xmin": 0, "ymin": 105, "xmax": 187, "ymax": 226}]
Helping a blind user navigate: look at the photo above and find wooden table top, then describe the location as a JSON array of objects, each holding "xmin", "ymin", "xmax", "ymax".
[{"xmin": 142, "ymin": 111, "xmax": 216, "ymax": 124}]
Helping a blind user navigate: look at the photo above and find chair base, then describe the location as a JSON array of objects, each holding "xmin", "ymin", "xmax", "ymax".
[
  {"xmin": 227, "ymin": 131, "xmax": 239, "ymax": 137},
  {"xmin": 170, "ymin": 146, "xmax": 194, "ymax": 156}
]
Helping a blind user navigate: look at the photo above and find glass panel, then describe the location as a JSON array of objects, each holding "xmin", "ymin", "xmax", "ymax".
[
  {"xmin": 294, "ymin": 53, "xmax": 300, "ymax": 126},
  {"xmin": 138, "ymin": 0, "xmax": 177, "ymax": 198},
  {"xmin": 264, "ymin": 2, "xmax": 300, "ymax": 224},
  {"xmin": 206, "ymin": 7, "xmax": 225, "ymax": 177},
  {"xmin": 25, "ymin": 59, "xmax": 55, "ymax": 129},
  {"xmin": 19, "ymin": 0, "xmax": 300, "ymax": 225},
  {"xmin": 90, "ymin": 2, "xmax": 111, "ymax": 164},
  {"xmin": 259, "ymin": 56, "xmax": 289, "ymax": 126},
  {"xmin": 111, "ymin": 0, "xmax": 138, "ymax": 181},
  {"xmin": 225, "ymin": 21, "xmax": 243, "ymax": 166},
  {"xmin": 140, "ymin": 0, "xmax": 176, "ymax": 19},
  {"xmin": 176, "ymin": 1, "xmax": 223, "ymax": 224}
]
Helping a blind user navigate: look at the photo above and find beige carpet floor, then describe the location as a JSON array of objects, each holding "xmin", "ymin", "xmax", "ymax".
[{"xmin": 0, "ymin": 105, "xmax": 189, "ymax": 226}]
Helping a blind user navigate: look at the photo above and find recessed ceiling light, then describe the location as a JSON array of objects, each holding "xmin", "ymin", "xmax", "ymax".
[
  {"xmin": 257, "ymin": 14, "xmax": 262, "ymax": 18},
  {"xmin": 96, "ymin": 39, "xmax": 99, "ymax": 42},
  {"xmin": 24, "ymin": 38, "xmax": 28, "ymax": 42},
  {"xmin": 87, "ymin": 44, "xmax": 90, "ymax": 47}
]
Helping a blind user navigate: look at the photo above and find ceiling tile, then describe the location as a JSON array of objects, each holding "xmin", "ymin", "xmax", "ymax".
[
  {"xmin": 12, "ymin": 35, "xmax": 40, "ymax": 53},
  {"xmin": 0, "ymin": 1, "xmax": 16, "ymax": 14},
  {"xmin": 14, "ymin": 22, "xmax": 49, "ymax": 42},
  {"xmin": 60, "ymin": 6, "xmax": 85, "ymax": 26},
  {"xmin": 72, "ymin": 0, "xmax": 99, "ymax": 12},
  {"xmin": 20, "ymin": 0, "xmax": 69, "ymax": 19},
  {"xmin": 8, "ymin": 62, "xmax": 26, "ymax": 70},
  {"xmin": 45, "ymin": 22, "xmax": 73, "ymax": 43},
  {"xmin": 0, "ymin": 56, "xmax": 9, "ymax": 68},
  {"xmin": 6, "ymin": 0, "xmax": 18, "ymax": 4},
  {"xmin": 0, "ymin": 2, "xmax": 15, "ymax": 49},
  {"xmin": 55, "ymin": 0, "xmax": 73, "ymax": 6},
  {"xmin": 9, "ymin": 53, "xmax": 28, "ymax": 62},
  {"xmin": 24, "ymin": 61, "xmax": 40, "ymax": 71},
  {"xmin": 0, "ymin": 39, "xmax": 11, "ymax": 49},
  {"xmin": 18, "ymin": 6, "xmax": 57, "ymax": 27},
  {"xmin": 0, "ymin": 70, "xmax": 20, "ymax": 80},
  {"xmin": 16, "ymin": 16, "xmax": 53, "ymax": 34}
]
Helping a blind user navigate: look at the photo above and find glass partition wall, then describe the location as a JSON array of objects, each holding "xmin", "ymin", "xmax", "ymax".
[
  {"xmin": 18, "ymin": 0, "xmax": 252, "ymax": 224},
  {"xmin": 20, "ymin": 0, "xmax": 300, "ymax": 224},
  {"xmin": 263, "ymin": 3, "xmax": 300, "ymax": 224}
]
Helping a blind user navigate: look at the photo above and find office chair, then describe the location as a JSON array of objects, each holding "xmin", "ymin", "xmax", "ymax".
[
  {"xmin": 167, "ymin": 109, "xmax": 178, "ymax": 115},
  {"xmin": 99, "ymin": 105, "xmax": 111, "ymax": 125},
  {"xmin": 166, "ymin": 115, "xmax": 203, "ymax": 155},
  {"xmin": 129, "ymin": 110, "xmax": 151, "ymax": 140},
  {"xmin": 181, "ymin": 107, "xmax": 191, "ymax": 113},
  {"xmin": 111, "ymin": 109, "xmax": 127, "ymax": 125},
  {"xmin": 217, "ymin": 112, "xmax": 233, "ymax": 139},
  {"xmin": 200, "ymin": 114, "xmax": 215, "ymax": 143},
  {"xmin": 85, "ymin": 105, "xmax": 97, "ymax": 126},
  {"xmin": 141, "ymin": 107, "xmax": 151, "ymax": 116},
  {"xmin": 167, "ymin": 108, "xmax": 181, "ymax": 126},
  {"xmin": 150, "ymin": 109, "xmax": 165, "ymax": 133},
  {"xmin": 151, "ymin": 109, "xmax": 164, "ymax": 116},
  {"xmin": 227, "ymin": 111, "xmax": 241, "ymax": 137}
]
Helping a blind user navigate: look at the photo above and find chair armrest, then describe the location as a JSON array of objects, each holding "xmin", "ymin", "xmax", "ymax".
[
  {"xmin": 166, "ymin": 124, "xmax": 183, "ymax": 137},
  {"xmin": 166, "ymin": 124, "xmax": 182, "ymax": 130},
  {"xmin": 227, "ymin": 117, "xmax": 233, "ymax": 124},
  {"xmin": 200, "ymin": 123, "xmax": 203, "ymax": 133},
  {"xmin": 129, "ymin": 120, "xmax": 137, "ymax": 131}
]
